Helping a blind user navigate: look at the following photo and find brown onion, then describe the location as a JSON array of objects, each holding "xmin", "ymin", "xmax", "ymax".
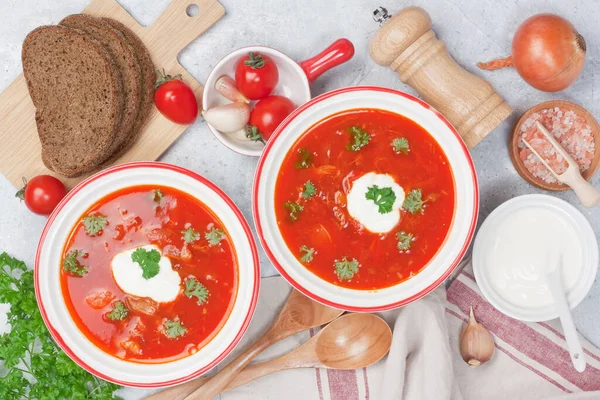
[{"xmin": 478, "ymin": 14, "xmax": 586, "ymax": 92}]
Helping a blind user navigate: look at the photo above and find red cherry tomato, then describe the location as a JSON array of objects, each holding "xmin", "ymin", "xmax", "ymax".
[
  {"xmin": 154, "ymin": 72, "xmax": 198, "ymax": 124},
  {"xmin": 248, "ymin": 96, "xmax": 296, "ymax": 142},
  {"xmin": 235, "ymin": 52, "xmax": 279, "ymax": 100},
  {"xmin": 16, "ymin": 175, "xmax": 67, "ymax": 215}
]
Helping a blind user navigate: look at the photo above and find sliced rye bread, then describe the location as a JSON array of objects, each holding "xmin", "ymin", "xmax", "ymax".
[
  {"xmin": 60, "ymin": 14, "xmax": 141, "ymax": 159},
  {"xmin": 22, "ymin": 25, "xmax": 123, "ymax": 177},
  {"xmin": 102, "ymin": 18, "xmax": 155, "ymax": 161}
]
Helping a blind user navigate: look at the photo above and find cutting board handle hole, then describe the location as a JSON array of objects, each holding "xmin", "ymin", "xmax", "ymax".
[{"xmin": 186, "ymin": 4, "xmax": 200, "ymax": 17}]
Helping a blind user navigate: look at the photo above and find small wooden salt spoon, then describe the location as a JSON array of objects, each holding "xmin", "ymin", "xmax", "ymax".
[
  {"xmin": 157, "ymin": 289, "xmax": 342, "ymax": 400},
  {"xmin": 148, "ymin": 314, "xmax": 391, "ymax": 400},
  {"xmin": 523, "ymin": 121, "xmax": 600, "ymax": 207}
]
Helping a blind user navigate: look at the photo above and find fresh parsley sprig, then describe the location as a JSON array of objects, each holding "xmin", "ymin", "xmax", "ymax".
[
  {"xmin": 302, "ymin": 181, "xmax": 316, "ymax": 199},
  {"xmin": 284, "ymin": 201, "xmax": 304, "ymax": 221},
  {"xmin": 403, "ymin": 189, "xmax": 426, "ymax": 214},
  {"xmin": 205, "ymin": 227, "xmax": 225, "ymax": 246},
  {"xmin": 299, "ymin": 245, "xmax": 315, "ymax": 263},
  {"xmin": 164, "ymin": 319, "xmax": 187, "ymax": 339},
  {"xmin": 294, "ymin": 148, "xmax": 313, "ymax": 169},
  {"xmin": 185, "ymin": 277, "xmax": 210, "ymax": 305},
  {"xmin": 365, "ymin": 185, "xmax": 397, "ymax": 214},
  {"xmin": 82, "ymin": 214, "xmax": 107, "ymax": 236},
  {"xmin": 182, "ymin": 227, "xmax": 200, "ymax": 244},
  {"xmin": 346, "ymin": 126, "xmax": 371, "ymax": 152},
  {"xmin": 131, "ymin": 248, "xmax": 161, "ymax": 279},
  {"xmin": 106, "ymin": 301, "xmax": 129, "ymax": 321},
  {"xmin": 397, "ymin": 231, "xmax": 414, "ymax": 251},
  {"xmin": 62, "ymin": 250, "xmax": 88, "ymax": 277},
  {"xmin": 334, "ymin": 257, "xmax": 359, "ymax": 281},
  {"xmin": 391, "ymin": 137, "xmax": 410, "ymax": 154}
]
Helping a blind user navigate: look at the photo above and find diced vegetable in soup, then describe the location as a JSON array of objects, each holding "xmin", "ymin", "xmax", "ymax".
[
  {"xmin": 274, "ymin": 109, "xmax": 455, "ymax": 290},
  {"xmin": 60, "ymin": 186, "xmax": 237, "ymax": 363}
]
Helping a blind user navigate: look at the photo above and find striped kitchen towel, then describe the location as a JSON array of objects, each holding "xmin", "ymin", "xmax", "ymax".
[{"xmin": 134, "ymin": 271, "xmax": 600, "ymax": 400}]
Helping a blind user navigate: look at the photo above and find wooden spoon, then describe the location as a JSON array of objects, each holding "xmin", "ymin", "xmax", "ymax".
[
  {"xmin": 147, "ymin": 313, "xmax": 391, "ymax": 400},
  {"xmin": 145, "ymin": 289, "xmax": 343, "ymax": 400}
]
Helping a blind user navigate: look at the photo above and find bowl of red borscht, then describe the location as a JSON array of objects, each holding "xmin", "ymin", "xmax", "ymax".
[
  {"xmin": 35, "ymin": 162, "xmax": 260, "ymax": 388},
  {"xmin": 253, "ymin": 86, "xmax": 478, "ymax": 311}
]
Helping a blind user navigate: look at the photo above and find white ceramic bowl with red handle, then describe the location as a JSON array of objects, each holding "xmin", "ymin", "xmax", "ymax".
[
  {"xmin": 203, "ymin": 39, "xmax": 355, "ymax": 156},
  {"xmin": 35, "ymin": 162, "xmax": 260, "ymax": 388},
  {"xmin": 253, "ymin": 86, "xmax": 479, "ymax": 312}
]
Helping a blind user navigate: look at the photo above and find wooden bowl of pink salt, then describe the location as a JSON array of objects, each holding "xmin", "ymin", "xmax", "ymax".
[{"xmin": 511, "ymin": 100, "xmax": 600, "ymax": 191}]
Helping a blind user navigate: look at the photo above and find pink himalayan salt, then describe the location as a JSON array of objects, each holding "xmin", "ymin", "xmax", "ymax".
[{"xmin": 519, "ymin": 107, "xmax": 595, "ymax": 184}]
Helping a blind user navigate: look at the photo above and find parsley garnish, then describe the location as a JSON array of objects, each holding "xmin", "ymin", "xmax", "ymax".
[
  {"xmin": 245, "ymin": 125, "xmax": 265, "ymax": 144},
  {"xmin": 131, "ymin": 248, "xmax": 161, "ymax": 279},
  {"xmin": 205, "ymin": 227, "xmax": 225, "ymax": 246},
  {"xmin": 62, "ymin": 250, "xmax": 88, "ymax": 277},
  {"xmin": 403, "ymin": 189, "xmax": 426, "ymax": 214},
  {"xmin": 397, "ymin": 232, "xmax": 414, "ymax": 251},
  {"xmin": 82, "ymin": 214, "xmax": 107, "ymax": 236},
  {"xmin": 294, "ymin": 148, "xmax": 313, "ymax": 169},
  {"xmin": 106, "ymin": 301, "xmax": 129, "ymax": 321},
  {"xmin": 184, "ymin": 277, "xmax": 210, "ymax": 305},
  {"xmin": 182, "ymin": 227, "xmax": 200, "ymax": 244},
  {"xmin": 284, "ymin": 201, "xmax": 304, "ymax": 221},
  {"xmin": 153, "ymin": 189, "xmax": 164, "ymax": 204},
  {"xmin": 391, "ymin": 137, "xmax": 410, "ymax": 154},
  {"xmin": 299, "ymin": 245, "xmax": 315, "ymax": 263},
  {"xmin": 164, "ymin": 319, "xmax": 187, "ymax": 339},
  {"xmin": 0, "ymin": 253, "xmax": 121, "ymax": 398},
  {"xmin": 302, "ymin": 180, "xmax": 317, "ymax": 199},
  {"xmin": 334, "ymin": 257, "xmax": 359, "ymax": 281},
  {"xmin": 346, "ymin": 126, "xmax": 371, "ymax": 151},
  {"xmin": 365, "ymin": 185, "xmax": 397, "ymax": 214}
]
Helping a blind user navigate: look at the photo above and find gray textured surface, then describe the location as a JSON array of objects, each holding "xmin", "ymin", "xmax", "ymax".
[{"xmin": 0, "ymin": 0, "xmax": 599, "ymax": 396}]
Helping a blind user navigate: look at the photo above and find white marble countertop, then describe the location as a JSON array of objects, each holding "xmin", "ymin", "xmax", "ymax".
[{"xmin": 1, "ymin": 0, "xmax": 599, "ymax": 397}]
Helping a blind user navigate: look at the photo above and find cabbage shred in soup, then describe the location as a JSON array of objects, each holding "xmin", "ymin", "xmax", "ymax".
[
  {"xmin": 275, "ymin": 109, "xmax": 455, "ymax": 290},
  {"xmin": 60, "ymin": 185, "xmax": 237, "ymax": 363}
]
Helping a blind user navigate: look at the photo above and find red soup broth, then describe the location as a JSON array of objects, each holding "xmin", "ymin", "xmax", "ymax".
[
  {"xmin": 60, "ymin": 185, "xmax": 238, "ymax": 363},
  {"xmin": 274, "ymin": 109, "xmax": 455, "ymax": 290}
]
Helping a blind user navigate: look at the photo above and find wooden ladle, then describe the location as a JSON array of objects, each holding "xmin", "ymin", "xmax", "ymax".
[
  {"xmin": 145, "ymin": 289, "xmax": 343, "ymax": 400},
  {"xmin": 148, "ymin": 313, "xmax": 391, "ymax": 400}
]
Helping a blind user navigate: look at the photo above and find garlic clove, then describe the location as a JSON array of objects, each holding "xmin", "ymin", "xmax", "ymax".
[
  {"xmin": 459, "ymin": 307, "xmax": 495, "ymax": 368},
  {"xmin": 215, "ymin": 75, "xmax": 249, "ymax": 103},
  {"xmin": 202, "ymin": 102, "xmax": 250, "ymax": 133}
]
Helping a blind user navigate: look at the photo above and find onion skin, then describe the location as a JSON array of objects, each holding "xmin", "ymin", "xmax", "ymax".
[{"xmin": 478, "ymin": 14, "xmax": 586, "ymax": 92}]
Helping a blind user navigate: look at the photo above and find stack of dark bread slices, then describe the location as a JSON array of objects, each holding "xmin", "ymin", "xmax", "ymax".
[{"xmin": 22, "ymin": 14, "xmax": 155, "ymax": 177}]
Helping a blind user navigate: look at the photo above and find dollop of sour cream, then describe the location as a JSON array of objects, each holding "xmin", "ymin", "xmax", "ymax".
[
  {"xmin": 111, "ymin": 245, "xmax": 181, "ymax": 303},
  {"xmin": 486, "ymin": 207, "xmax": 582, "ymax": 308},
  {"xmin": 346, "ymin": 172, "xmax": 405, "ymax": 233}
]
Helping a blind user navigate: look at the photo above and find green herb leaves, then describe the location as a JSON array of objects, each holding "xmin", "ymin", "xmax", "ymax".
[
  {"xmin": 164, "ymin": 319, "xmax": 187, "ymax": 339},
  {"xmin": 106, "ymin": 301, "xmax": 129, "ymax": 321},
  {"xmin": 0, "ymin": 253, "xmax": 120, "ymax": 399},
  {"xmin": 153, "ymin": 189, "xmax": 165, "ymax": 204},
  {"xmin": 182, "ymin": 227, "xmax": 200, "ymax": 244},
  {"xmin": 397, "ymin": 231, "xmax": 414, "ymax": 251},
  {"xmin": 391, "ymin": 137, "xmax": 410, "ymax": 154},
  {"xmin": 403, "ymin": 189, "xmax": 426, "ymax": 214},
  {"xmin": 131, "ymin": 248, "xmax": 161, "ymax": 280},
  {"xmin": 205, "ymin": 227, "xmax": 225, "ymax": 246},
  {"xmin": 295, "ymin": 148, "xmax": 313, "ymax": 169},
  {"xmin": 185, "ymin": 277, "xmax": 210, "ymax": 305},
  {"xmin": 346, "ymin": 126, "xmax": 371, "ymax": 152},
  {"xmin": 334, "ymin": 257, "xmax": 359, "ymax": 281},
  {"xmin": 284, "ymin": 201, "xmax": 304, "ymax": 221},
  {"xmin": 82, "ymin": 214, "xmax": 107, "ymax": 236},
  {"xmin": 299, "ymin": 245, "xmax": 315, "ymax": 263},
  {"xmin": 365, "ymin": 185, "xmax": 397, "ymax": 214},
  {"xmin": 302, "ymin": 180, "xmax": 317, "ymax": 199},
  {"xmin": 62, "ymin": 250, "xmax": 88, "ymax": 277}
]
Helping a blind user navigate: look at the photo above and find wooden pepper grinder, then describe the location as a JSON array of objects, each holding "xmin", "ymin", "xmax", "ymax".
[{"xmin": 369, "ymin": 7, "xmax": 512, "ymax": 149}]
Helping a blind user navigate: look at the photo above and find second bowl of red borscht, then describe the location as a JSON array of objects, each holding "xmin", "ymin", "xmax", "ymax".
[
  {"xmin": 35, "ymin": 162, "xmax": 260, "ymax": 388},
  {"xmin": 253, "ymin": 86, "xmax": 478, "ymax": 311}
]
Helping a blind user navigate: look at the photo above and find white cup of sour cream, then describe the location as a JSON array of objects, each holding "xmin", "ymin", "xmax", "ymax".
[{"xmin": 473, "ymin": 194, "xmax": 598, "ymax": 322}]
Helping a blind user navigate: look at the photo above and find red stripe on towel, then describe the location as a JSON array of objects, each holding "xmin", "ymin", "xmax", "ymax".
[
  {"xmin": 363, "ymin": 368, "xmax": 370, "ymax": 400},
  {"xmin": 446, "ymin": 308, "xmax": 570, "ymax": 393},
  {"xmin": 538, "ymin": 322, "xmax": 600, "ymax": 364},
  {"xmin": 327, "ymin": 370, "xmax": 359, "ymax": 400},
  {"xmin": 448, "ymin": 279, "xmax": 600, "ymax": 391},
  {"xmin": 310, "ymin": 328, "xmax": 325, "ymax": 400}
]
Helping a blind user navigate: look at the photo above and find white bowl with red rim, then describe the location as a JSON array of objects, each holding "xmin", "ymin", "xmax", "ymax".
[
  {"xmin": 253, "ymin": 86, "xmax": 479, "ymax": 312},
  {"xmin": 202, "ymin": 39, "xmax": 354, "ymax": 157},
  {"xmin": 35, "ymin": 162, "xmax": 260, "ymax": 388}
]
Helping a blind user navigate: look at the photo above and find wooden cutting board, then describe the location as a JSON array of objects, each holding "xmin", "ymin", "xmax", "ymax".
[{"xmin": 0, "ymin": 0, "xmax": 225, "ymax": 189}]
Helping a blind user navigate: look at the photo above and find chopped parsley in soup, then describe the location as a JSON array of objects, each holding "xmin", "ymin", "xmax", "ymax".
[
  {"xmin": 274, "ymin": 109, "xmax": 455, "ymax": 290},
  {"xmin": 60, "ymin": 186, "xmax": 237, "ymax": 363}
]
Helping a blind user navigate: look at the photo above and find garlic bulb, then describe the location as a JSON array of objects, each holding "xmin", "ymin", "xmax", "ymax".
[
  {"xmin": 459, "ymin": 307, "xmax": 495, "ymax": 367},
  {"xmin": 202, "ymin": 103, "xmax": 250, "ymax": 133}
]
